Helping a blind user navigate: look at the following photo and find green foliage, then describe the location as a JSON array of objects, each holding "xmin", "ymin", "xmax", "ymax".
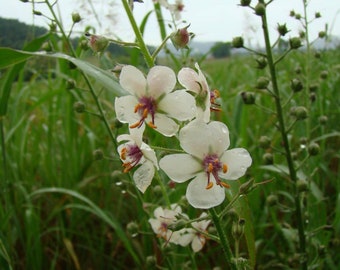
[{"xmin": 210, "ymin": 42, "xmax": 231, "ymax": 58}]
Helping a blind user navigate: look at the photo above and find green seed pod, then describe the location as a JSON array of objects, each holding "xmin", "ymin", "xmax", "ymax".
[
  {"xmin": 320, "ymin": 70, "xmax": 328, "ymax": 79},
  {"xmin": 318, "ymin": 31, "xmax": 326, "ymax": 38},
  {"xmin": 126, "ymin": 221, "xmax": 139, "ymax": 237},
  {"xmin": 296, "ymin": 179, "xmax": 308, "ymax": 193},
  {"xmin": 170, "ymin": 25, "xmax": 191, "ymax": 50},
  {"xmin": 266, "ymin": 194, "xmax": 278, "ymax": 207},
  {"xmin": 315, "ymin": 12, "xmax": 321, "ymax": 18},
  {"xmin": 152, "ymin": 185, "xmax": 162, "ymax": 196},
  {"xmin": 241, "ymin": 92, "xmax": 256, "ymax": 105},
  {"xmin": 226, "ymin": 208, "xmax": 239, "ymax": 222},
  {"xmin": 291, "ymin": 78, "xmax": 303, "ymax": 92},
  {"xmin": 72, "ymin": 12, "xmax": 81, "ymax": 23},
  {"xmin": 239, "ymin": 179, "xmax": 254, "ymax": 195},
  {"xmin": 66, "ymin": 79, "xmax": 76, "ymax": 90},
  {"xmin": 295, "ymin": 13, "xmax": 302, "ymax": 20},
  {"xmin": 73, "ymin": 101, "xmax": 86, "ymax": 113},
  {"xmin": 240, "ymin": 0, "xmax": 251, "ymax": 7},
  {"xmin": 255, "ymin": 3, "xmax": 266, "ymax": 16},
  {"xmin": 146, "ymin": 256, "xmax": 157, "ymax": 268},
  {"xmin": 93, "ymin": 149, "xmax": 104, "ymax": 160},
  {"xmin": 259, "ymin": 136, "xmax": 271, "ymax": 149},
  {"xmin": 33, "ymin": 10, "xmax": 42, "ymax": 16},
  {"xmin": 308, "ymin": 142, "xmax": 320, "ymax": 156},
  {"xmin": 289, "ymin": 10, "xmax": 295, "ymax": 17},
  {"xmin": 295, "ymin": 106, "xmax": 308, "ymax": 120},
  {"xmin": 277, "ymin": 23, "xmax": 289, "ymax": 36},
  {"xmin": 255, "ymin": 56, "xmax": 267, "ymax": 69},
  {"xmin": 289, "ymin": 37, "xmax": 302, "ymax": 49},
  {"xmin": 255, "ymin": 76, "xmax": 270, "ymax": 89},
  {"xmin": 309, "ymin": 83, "xmax": 319, "ymax": 92},
  {"xmin": 318, "ymin": 115, "xmax": 328, "ymax": 125},
  {"xmin": 263, "ymin": 153, "xmax": 274, "ymax": 165},
  {"xmin": 232, "ymin": 36, "xmax": 244, "ymax": 48}
]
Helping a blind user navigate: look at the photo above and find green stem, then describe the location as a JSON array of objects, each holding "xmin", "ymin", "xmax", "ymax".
[
  {"xmin": 260, "ymin": 9, "xmax": 307, "ymax": 269},
  {"xmin": 121, "ymin": 0, "xmax": 154, "ymax": 67},
  {"xmin": 209, "ymin": 208, "xmax": 236, "ymax": 270}
]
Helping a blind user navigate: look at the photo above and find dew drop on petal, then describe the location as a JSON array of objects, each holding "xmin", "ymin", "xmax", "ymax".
[{"xmin": 221, "ymin": 126, "xmax": 228, "ymax": 134}]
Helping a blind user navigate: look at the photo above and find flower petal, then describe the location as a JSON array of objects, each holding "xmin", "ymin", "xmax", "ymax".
[
  {"xmin": 186, "ymin": 174, "xmax": 226, "ymax": 209},
  {"xmin": 140, "ymin": 142, "xmax": 159, "ymax": 169},
  {"xmin": 115, "ymin": 96, "xmax": 140, "ymax": 124},
  {"xmin": 133, "ymin": 161, "xmax": 155, "ymax": 193},
  {"xmin": 191, "ymin": 235, "xmax": 205, "ymax": 252},
  {"xmin": 178, "ymin": 67, "xmax": 201, "ymax": 94},
  {"xmin": 148, "ymin": 218, "xmax": 161, "ymax": 234},
  {"xmin": 172, "ymin": 229, "xmax": 195, "ymax": 246},
  {"xmin": 179, "ymin": 120, "xmax": 230, "ymax": 158},
  {"xmin": 152, "ymin": 113, "xmax": 179, "ymax": 137},
  {"xmin": 158, "ymin": 90, "xmax": 196, "ymax": 121},
  {"xmin": 120, "ymin": 65, "xmax": 146, "ymax": 96},
  {"xmin": 159, "ymin": 154, "xmax": 202, "ymax": 183},
  {"xmin": 147, "ymin": 66, "xmax": 176, "ymax": 98},
  {"xmin": 220, "ymin": 148, "xmax": 252, "ymax": 180}
]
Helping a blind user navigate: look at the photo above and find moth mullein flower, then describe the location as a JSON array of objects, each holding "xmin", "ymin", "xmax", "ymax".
[
  {"xmin": 148, "ymin": 204, "xmax": 184, "ymax": 242},
  {"xmin": 115, "ymin": 65, "xmax": 196, "ymax": 137},
  {"xmin": 178, "ymin": 63, "xmax": 211, "ymax": 122},
  {"xmin": 159, "ymin": 120, "xmax": 252, "ymax": 209},
  {"xmin": 117, "ymin": 125, "xmax": 158, "ymax": 193}
]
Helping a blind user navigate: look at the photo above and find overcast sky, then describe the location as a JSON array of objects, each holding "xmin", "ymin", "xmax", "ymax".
[{"xmin": 1, "ymin": 0, "xmax": 339, "ymax": 47}]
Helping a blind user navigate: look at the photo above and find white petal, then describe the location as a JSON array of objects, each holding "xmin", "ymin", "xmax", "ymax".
[
  {"xmin": 158, "ymin": 90, "xmax": 196, "ymax": 121},
  {"xmin": 159, "ymin": 154, "xmax": 202, "ymax": 183},
  {"xmin": 148, "ymin": 218, "xmax": 161, "ymax": 234},
  {"xmin": 114, "ymin": 96, "xmax": 140, "ymax": 124},
  {"xmin": 140, "ymin": 142, "xmax": 159, "ymax": 169},
  {"xmin": 147, "ymin": 66, "xmax": 176, "ymax": 98},
  {"xmin": 220, "ymin": 148, "xmax": 252, "ymax": 180},
  {"xmin": 178, "ymin": 67, "xmax": 201, "ymax": 94},
  {"xmin": 179, "ymin": 120, "xmax": 230, "ymax": 158},
  {"xmin": 153, "ymin": 206, "xmax": 165, "ymax": 219},
  {"xmin": 186, "ymin": 175, "xmax": 226, "ymax": 209},
  {"xmin": 191, "ymin": 235, "xmax": 205, "ymax": 252},
  {"xmin": 152, "ymin": 113, "xmax": 179, "ymax": 137},
  {"xmin": 120, "ymin": 65, "xmax": 146, "ymax": 97},
  {"xmin": 172, "ymin": 229, "xmax": 195, "ymax": 246},
  {"xmin": 117, "ymin": 125, "xmax": 145, "ymax": 145},
  {"xmin": 192, "ymin": 213, "xmax": 210, "ymax": 231},
  {"xmin": 133, "ymin": 161, "xmax": 155, "ymax": 193}
]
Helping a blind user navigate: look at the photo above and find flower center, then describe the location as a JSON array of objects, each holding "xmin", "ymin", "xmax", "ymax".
[
  {"xmin": 120, "ymin": 144, "xmax": 143, "ymax": 173},
  {"xmin": 130, "ymin": 96, "xmax": 157, "ymax": 129},
  {"xmin": 202, "ymin": 154, "xmax": 230, "ymax": 189},
  {"xmin": 210, "ymin": 89, "xmax": 221, "ymax": 111}
]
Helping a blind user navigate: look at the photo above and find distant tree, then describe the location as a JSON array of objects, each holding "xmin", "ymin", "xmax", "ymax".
[{"xmin": 210, "ymin": 42, "xmax": 231, "ymax": 58}]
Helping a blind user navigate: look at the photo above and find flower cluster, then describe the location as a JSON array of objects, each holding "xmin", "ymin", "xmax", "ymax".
[
  {"xmin": 115, "ymin": 64, "xmax": 252, "ymax": 209},
  {"xmin": 148, "ymin": 204, "xmax": 211, "ymax": 252}
]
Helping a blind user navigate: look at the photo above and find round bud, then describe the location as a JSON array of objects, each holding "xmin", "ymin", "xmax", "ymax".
[
  {"xmin": 152, "ymin": 185, "xmax": 162, "ymax": 196},
  {"xmin": 255, "ymin": 56, "xmax": 267, "ymax": 69},
  {"xmin": 308, "ymin": 142, "xmax": 320, "ymax": 156},
  {"xmin": 170, "ymin": 25, "xmax": 191, "ymax": 50},
  {"xmin": 33, "ymin": 10, "xmax": 42, "ymax": 16},
  {"xmin": 294, "ymin": 106, "xmax": 308, "ymax": 120},
  {"xmin": 72, "ymin": 12, "xmax": 81, "ymax": 23},
  {"xmin": 240, "ymin": 0, "xmax": 251, "ymax": 7},
  {"xmin": 289, "ymin": 37, "xmax": 302, "ymax": 49},
  {"xmin": 320, "ymin": 70, "xmax": 328, "ymax": 79},
  {"xmin": 73, "ymin": 101, "xmax": 86, "ymax": 113},
  {"xmin": 309, "ymin": 83, "xmax": 319, "ymax": 92},
  {"xmin": 41, "ymin": 41, "xmax": 52, "ymax": 52},
  {"xmin": 239, "ymin": 179, "xmax": 254, "ymax": 195},
  {"xmin": 232, "ymin": 36, "xmax": 244, "ymax": 48},
  {"xmin": 266, "ymin": 194, "xmax": 278, "ymax": 207},
  {"xmin": 315, "ymin": 12, "xmax": 321, "ymax": 18},
  {"xmin": 93, "ymin": 149, "xmax": 104, "ymax": 160},
  {"xmin": 295, "ymin": 66, "xmax": 302, "ymax": 74},
  {"xmin": 310, "ymin": 92, "xmax": 316, "ymax": 102},
  {"xmin": 295, "ymin": 13, "xmax": 301, "ymax": 20},
  {"xmin": 314, "ymin": 51, "xmax": 321, "ymax": 58},
  {"xmin": 254, "ymin": 3, "xmax": 266, "ymax": 16},
  {"xmin": 318, "ymin": 31, "xmax": 326, "ymax": 38},
  {"xmin": 277, "ymin": 23, "xmax": 289, "ymax": 36},
  {"xmin": 296, "ymin": 179, "xmax": 308, "ymax": 193},
  {"xmin": 318, "ymin": 115, "xmax": 328, "ymax": 125},
  {"xmin": 263, "ymin": 153, "xmax": 274, "ymax": 165},
  {"xmin": 299, "ymin": 31, "xmax": 306, "ymax": 39},
  {"xmin": 255, "ymin": 76, "xmax": 270, "ymax": 89},
  {"xmin": 226, "ymin": 208, "xmax": 239, "ymax": 222},
  {"xmin": 146, "ymin": 256, "xmax": 157, "ymax": 268},
  {"xmin": 126, "ymin": 221, "xmax": 139, "ymax": 237},
  {"xmin": 290, "ymin": 78, "xmax": 303, "ymax": 92},
  {"xmin": 299, "ymin": 137, "xmax": 308, "ymax": 145},
  {"xmin": 259, "ymin": 136, "xmax": 271, "ymax": 149},
  {"xmin": 241, "ymin": 92, "xmax": 256, "ymax": 105},
  {"xmin": 289, "ymin": 10, "xmax": 295, "ymax": 17},
  {"xmin": 49, "ymin": 22, "xmax": 57, "ymax": 32},
  {"xmin": 66, "ymin": 79, "xmax": 76, "ymax": 90}
]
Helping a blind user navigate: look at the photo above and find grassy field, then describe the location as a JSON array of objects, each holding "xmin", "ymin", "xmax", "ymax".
[{"xmin": 1, "ymin": 12, "xmax": 340, "ymax": 270}]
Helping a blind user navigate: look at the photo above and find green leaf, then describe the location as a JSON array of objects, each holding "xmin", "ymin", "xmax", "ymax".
[{"xmin": 0, "ymin": 48, "xmax": 126, "ymax": 97}]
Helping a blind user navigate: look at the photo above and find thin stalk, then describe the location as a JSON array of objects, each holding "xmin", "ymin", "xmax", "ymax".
[
  {"xmin": 260, "ymin": 8, "xmax": 307, "ymax": 269},
  {"xmin": 209, "ymin": 208, "xmax": 236, "ymax": 270},
  {"xmin": 121, "ymin": 0, "xmax": 154, "ymax": 67}
]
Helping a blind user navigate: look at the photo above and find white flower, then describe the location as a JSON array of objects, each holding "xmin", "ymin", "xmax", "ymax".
[
  {"xmin": 148, "ymin": 204, "xmax": 183, "ymax": 242},
  {"xmin": 159, "ymin": 120, "xmax": 252, "ymax": 209},
  {"xmin": 115, "ymin": 65, "xmax": 196, "ymax": 137},
  {"xmin": 156, "ymin": 0, "xmax": 184, "ymax": 21},
  {"xmin": 178, "ymin": 63, "xmax": 211, "ymax": 122},
  {"xmin": 175, "ymin": 212, "xmax": 211, "ymax": 252},
  {"xmin": 117, "ymin": 125, "xmax": 158, "ymax": 193}
]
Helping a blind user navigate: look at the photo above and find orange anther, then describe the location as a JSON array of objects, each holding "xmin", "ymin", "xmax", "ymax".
[
  {"xmin": 220, "ymin": 182, "xmax": 230, "ymax": 189},
  {"xmin": 142, "ymin": 108, "xmax": 148, "ymax": 118},
  {"xmin": 147, "ymin": 121, "xmax": 157, "ymax": 129},
  {"xmin": 120, "ymin": 147, "xmax": 127, "ymax": 160},
  {"xmin": 129, "ymin": 119, "xmax": 143, "ymax": 129},
  {"xmin": 223, "ymin": 164, "xmax": 228, "ymax": 173},
  {"xmin": 205, "ymin": 182, "xmax": 214, "ymax": 190},
  {"xmin": 208, "ymin": 163, "xmax": 214, "ymax": 173},
  {"xmin": 134, "ymin": 103, "xmax": 142, "ymax": 113}
]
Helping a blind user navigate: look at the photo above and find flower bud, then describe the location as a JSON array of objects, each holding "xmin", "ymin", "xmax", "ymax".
[
  {"xmin": 255, "ymin": 76, "xmax": 270, "ymax": 89},
  {"xmin": 295, "ymin": 66, "xmax": 302, "ymax": 74},
  {"xmin": 232, "ymin": 219, "xmax": 246, "ymax": 240},
  {"xmin": 300, "ymin": 137, "xmax": 308, "ymax": 145},
  {"xmin": 111, "ymin": 64, "xmax": 125, "ymax": 79},
  {"xmin": 240, "ymin": 0, "xmax": 251, "ymax": 7},
  {"xmin": 277, "ymin": 23, "xmax": 289, "ymax": 36},
  {"xmin": 66, "ymin": 79, "xmax": 76, "ymax": 90},
  {"xmin": 259, "ymin": 136, "xmax": 271, "ymax": 149},
  {"xmin": 146, "ymin": 256, "xmax": 157, "ymax": 268},
  {"xmin": 290, "ymin": 78, "xmax": 303, "ymax": 92},
  {"xmin": 296, "ymin": 179, "xmax": 308, "ymax": 193},
  {"xmin": 263, "ymin": 153, "xmax": 273, "ymax": 165},
  {"xmin": 126, "ymin": 221, "xmax": 139, "ymax": 237},
  {"xmin": 308, "ymin": 142, "xmax": 320, "ymax": 156},
  {"xmin": 289, "ymin": 37, "xmax": 302, "ymax": 49},
  {"xmin": 318, "ymin": 31, "xmax": 326, "ymax": 38},
  {"xmin": 289, "ymin": 10, "xmax": 295, "ymax": 17},
  {"xmin": 299, "ymin": 30, "xmax": 306, "ymax": 39},
  {"xmin": 80, "ymin": 39, "xmax": 89, "ymax": 50},
  {"xmin": 239, "ymin": 179, "xmax": 254, "ymax": 195},
  {"xmin": 309, "ymin": 83, "xmax": 319, "ymax": 92},
  {"xmin": 255, "ymin": 56, "xmax": 267, "ymax": 69},
  {"xmin": 254, "ymin": 3, "xmax": 266, "ymax": 16},
  {"xmin": 318, "ymin": 115, "xmax": 328, "ymax": 125},
  {"xmin": 168, "ymin": 219, "xmax": 187, "ymax": 231},
  {"xmin": 232, "ymin": 36, "xmax": 244, "ymax": 48},
  {"xmin": 170, "ymin": 25, "xmax": 191, "ymax": 50},
  {"xmin": 266, "ymin": 194, "xmax": 278, "ymax": 207},
  {"xmin": 314, "ymin": 51, "xmax": 321, "ymax": 58},
  {"xmin": 293, "ymin": 106, "xmax": 308, "ymax": 120},
  {"xmin": 73, "ymin": 101, "xmax": 86, "ymax": 113},
  {"xmin": 72, "ymin": 12, "xmax": 81, "ymax": 23},
  {"xmin": 49, "ymin": 22, "xmax": 57, "ymax": 32},
  {"xmin": 152, "ymin": 185, "xmax": 163, "ymax": 196},
  {"xmin": 320, "ymin": 70, "xmax": 328, "ymax": 79},
  {"xmin": 20, "ymin": 0, "xmax": 29, "ymax": 2},
  {"xmin": 85, "ymin": 32, "xmax": 109, "ymax": 53},
  {"xmin": 241, "ymin": 92, "xmax": 256, "ymax": 105},
  {"xmin": 315, "ymin": 12, "xmax": 321, "ymax": 18},
  {"xmin": 295, "ymin": 13, "xmax": 302, "ymax": 20},
  {"xmin": 93, "ymin": 149, "xmax": 104, "ymax": 160},
  {"xmin": 41, "ymin": 41, "xmax": 52, "ymax": 52},
  {"xmin": 226, "ymin": 208, "xmax": 239, "ymax": 222}
]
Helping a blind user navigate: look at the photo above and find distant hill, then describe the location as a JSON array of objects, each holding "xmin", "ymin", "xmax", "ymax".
[{"xmin": 0, "ymin": 17, "xmax": 48, "ymax": 49}]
